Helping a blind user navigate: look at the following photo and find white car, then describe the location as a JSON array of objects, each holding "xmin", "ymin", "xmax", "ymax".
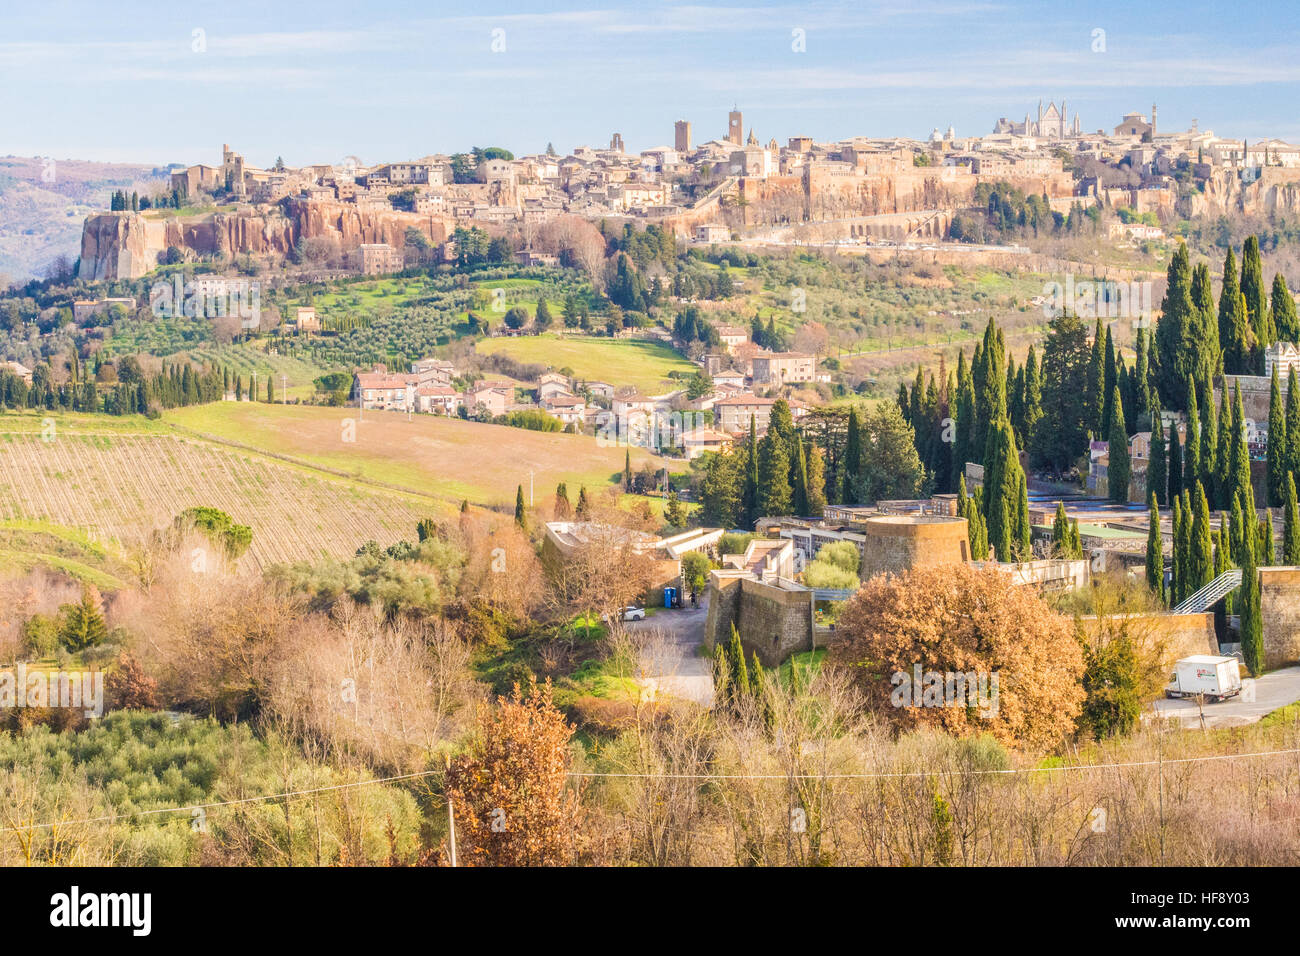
[{"xmin": 622, "ymin": 606, "xmax": 646, "ymax": 622}]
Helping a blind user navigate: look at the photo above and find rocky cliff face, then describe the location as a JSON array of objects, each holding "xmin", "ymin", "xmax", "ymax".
[
  {"xmin": 1188, "ymin": 167, "xmax": 1300, "ymax": 219},
  {"xmin": 77, "ymin": 201, "xmax": 452, "ymax": 280},
  {"xmin": 78, "ymin": 212, "xmax": 154, "ymax": 280}
]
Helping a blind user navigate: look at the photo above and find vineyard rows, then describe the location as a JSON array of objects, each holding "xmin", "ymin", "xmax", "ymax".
[{"xmin": 0, "ymin": 434, "xmax": 428, "ymax": 572}]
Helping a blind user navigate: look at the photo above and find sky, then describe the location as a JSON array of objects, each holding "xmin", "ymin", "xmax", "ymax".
[{"xmin": 3, "ymin": 0, "xmax": 1300, "ymax": 168}]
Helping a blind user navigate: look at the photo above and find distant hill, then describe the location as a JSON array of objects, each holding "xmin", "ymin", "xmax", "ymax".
[{"xmin": 0, "ymin": 155, "xmax": 169, "ymax": 283}]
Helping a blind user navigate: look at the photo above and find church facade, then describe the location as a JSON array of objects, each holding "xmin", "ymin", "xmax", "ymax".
[{"xmin": 993, "ymin": 100, "xmax": 1081, "ymax": 139}]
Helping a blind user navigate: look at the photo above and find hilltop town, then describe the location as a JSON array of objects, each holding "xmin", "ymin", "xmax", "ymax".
[{"xmin": 75, "ymin": 101, "xmax": 1300, "ymax": 282}]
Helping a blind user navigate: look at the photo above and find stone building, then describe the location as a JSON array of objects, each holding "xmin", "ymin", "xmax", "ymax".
[{"xmin": 856, "ymin": 515, "xmax": 971, "ymax": 583}]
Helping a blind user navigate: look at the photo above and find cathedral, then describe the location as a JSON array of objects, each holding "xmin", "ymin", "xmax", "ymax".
[{"xmin": 992, "ymin": 100, "xmax": 1081, "ymax": 139}]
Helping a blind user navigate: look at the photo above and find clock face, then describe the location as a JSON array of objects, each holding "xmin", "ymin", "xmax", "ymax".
[{"xmin": 731, "ymin": 119, "xmax": 739, "ymax": 128}]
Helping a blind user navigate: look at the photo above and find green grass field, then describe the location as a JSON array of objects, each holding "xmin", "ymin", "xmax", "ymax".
[
  {"xmin": 164, "ymin": 402, "xmax": 667, "ymax": 507},
  {"xmin": 475, "ymin": 334, "xmax": 695, "ymax": 394}
]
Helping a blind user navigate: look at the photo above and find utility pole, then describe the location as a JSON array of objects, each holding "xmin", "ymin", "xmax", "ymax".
[
  {"xmin": 281, "ymin": 374, "xmax": 286, "ymax": 404},
  {"xmin": 445, "ymin": 755, "xmax": 458, "ymax": 867}
]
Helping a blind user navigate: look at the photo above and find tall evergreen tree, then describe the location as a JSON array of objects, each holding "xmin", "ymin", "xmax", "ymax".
[
  {"xmin": 1288, "ymin": 368, "xmax": 1300, "ymax": 487},
  {"xmin": 1086, "ymin": 316, "xmax": 1106, "ymax": 436},
  {"xmin": 1190, "ymin": 261, "xmax": 1222, "ymax": 383},
  {"xmin": 1149, "ymin": 408, "xmax": 1168, "ymax": 506},
  {"xmin": 981, "ymin": 418, "xmax": 1025, "ymax": 561},
  {"xmin": 1219, "ymin": 247, "xmax": 1254, "ymax": 374},
  {"xmin": 952, "ymin": 350, "xmax": 975, "ymax": 488},
  {"xmin": 1272, "ymin": 272, "xmax": 1299, "ymax": 344},
  {"xmin": 1133, "ymin": 326, "xmax": 1150, "ymax": 422},
  {"xmin": 1214, "ymin": 387, "xmax": 1233, "ymax": 508},
  {"xmin": 1146, "ymin": 492, "xmax": 1164, "ymax": 603},
  {"xmin": 1052, "ymin": 501, "xmax": 1072, "ymax": 557},
  {"xmin": 1268, "ymin": 365, "xmax": 1287, "ymax": 506},
  {"xmin": 1241, "ymin": 235, "xmax": 1274, "ymax": 368},
  {"xmin": 1171, "ymin": 492, "xmax": 1185, "ymax": 605},
  {"xmin": 1239, "ymin": 542, "xmax": 1264, "ymax": 677},
  {"xmin": 1284, "ymin": 473, "xmax": 1300, "ymax": 564},
  {"xmin": 1200, "ymin": 373, "xmax": 1218, "ymax": 493},
  {"xmin": 1183, "ymin": 380, "xmax": 1200, "ymax": 496},
  {"xmin": 1107, "ymin": 384, "xmax": 1130, "ymax": 502},
  {"xmin": 1167, "ymin": 419, "xmax": 1183, "ymax": 503},
  {"xmin": 1155, "ymin": 242, "xmax": 1195, "ymax": 409},
  {"xmin": 1189, "ymin": 481, "xmax": 1213, "ymax": 594},
  {"xmin": 1229, "ymin": 384, "xmax": 1253, "ymax": 514},
  {"xmin": 743, "ymin": 416, "xmax": 759, "ymax": 521},
  {"xmin": 842, "ymin": 406, "xmax": 862, "ymax": 503},
  {"xmin": 1101, "ymin": 325, "xmax": 1117, "ymax": 438},
  {"xmin": 514, "ymin": 485, "xmax": 527, "ymax": 530},
  {"xmin": 973, "ymin": 317, "xmax": 1006, "ymax": 455},
  {"xmin": 1260, "ymin": 507, "xmax": 1277, "ymax": 566}
]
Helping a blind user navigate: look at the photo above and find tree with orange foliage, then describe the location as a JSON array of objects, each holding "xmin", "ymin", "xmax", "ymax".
[
  {"xmin": 830, "ymin": 563, "xmax": 1086, "ymax": 751},
  {"xmin": 444, "ymin": 678, "xmax": 582, "ymax": 866}
]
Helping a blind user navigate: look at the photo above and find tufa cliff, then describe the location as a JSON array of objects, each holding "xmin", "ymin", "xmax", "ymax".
[{"xmin": 78, "ymin": 199, "xmax": 453, "ymax": 280}]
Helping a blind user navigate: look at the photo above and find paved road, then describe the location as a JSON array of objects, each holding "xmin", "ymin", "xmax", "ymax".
[
  {"xmin": 625, "ymin": 602, "xmax": 713, "ymax": 706},
  {"xmin": 1145, "ymin": 665, "xmax": 1300, "ymax": 728}
]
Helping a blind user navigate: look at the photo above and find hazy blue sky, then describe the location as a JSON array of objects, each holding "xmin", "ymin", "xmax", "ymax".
[{"xmin": 4, "ymin": 0, "xmax": 1299, "ymax": 167}]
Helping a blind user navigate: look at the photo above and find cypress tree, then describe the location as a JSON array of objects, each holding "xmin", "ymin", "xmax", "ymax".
[
  {"xmin": 514, "ymin": 485, "xmax": 527, "ymax": 530},
  {"xmin": 1287, "ymin": 368, "xmax": 1300, "ymax": 488},
  {"xmin": 1268, "ymin": 365, "xmax": 1287, "ymax": 506},
  {"xmin": 1183, "ymin": 379, "xmax": 1200, "ymax": 495},
  {"xmin": 1146, "ymin": 492, "xmax": 1164, "ymax": 603},
  {"xmin": 1102, "ymin": 325, "xmax": 1117, "ymax": 438},
  {"xmin": 757, "ymin": 427, "xmax": 792, "ymax": 518},
  {"xmin": 1155, "ymin": 242, "xmax": 1195, "ymax": 409},
  {"xmin": 1107, "ymin": 384, "xmax": 1130, "ymax": 502},
  {"xmin": 1260, "ymin": 507, "xmax": 1277, "ymax": 566},
  {"xmin": 974, "ymin": 317, "xmax": 1006, "ymax": 455},
  {"xmin": 1015, "ymin": 470, "xmax": 1031, "ymax": 560},
  {"xmin": 623, "ymin": 449, "xmax": 632, "ymax": 490},
  {"xmin": 1171, "ymin": 493, "xmax": 1184, "ymax": 605},
  {"xmin": 1219, "ymin": 247, "xmax": 1251, "ymax": 374},
  {"xmin": 792, "ymin": 439, "xmax": 810, "ymax": 516},
  {"xmin": 1214, "ymin": 388, "xmax": 1232, "ymax": 507},
  {"xmin": 1242, "ymin": 235, "xmax": 1274, "ymax": 364},
  {"xmin": 982, "ymin": 418, "xmax": 1024, "ymax": 562},
  {"xmin": 1230, "ymin": 495, "xmax": 1245, "ymax": 565},
  {"xmin": 728, "ymin": 625, "xmax": 750, "ymax": 699},
  {"xmin": 1272, "ymin": 272, "xmax": 1299, "ymax": 344},
  {"xmin": 1190, "ymin": 261, "xmax": 1221, "ymax": 382},
  {"xmin": 1230, "ymin": 385, "xmax": 1252, "ymax": 513},
  {"xmin": 1086, "ymin": 316, "xmax": 1106, "ymax": 436},
  {"xmin": 1021, "ymin": 344, "xmax": 1043, "ymax": 450},
  {"xmin": 743, "ymin": 417, "xmax": 759, "ymax": 521},
  {"xmin": 1133, "ymin": 327, "xmax": 1150, "ymax": 421},
  {"xmin": 953, "ymin": 351, "xmax": 975, "ymax": 489},
  {"xmin": 1240, "ymin": 544, "xmax": 1264, "ymax": 677},
  {"xmin": 1190, "ymin": 481, "xmax": 1213, "ymax": 593},
  {"xmin": 1200, "ymin": 374, "xmax": 1218, "ymax": 493},
  {"xmin": 1167, "ymin": 419, "xmax": 1183, "ymax": 502},
  {"xmin": 1285, "ymin": 473, "xmax": 1300, "ymax": 564},
  {"xmin": 1149, "ymin": 409, "xmax": 1168, "ymax": 506},
  {"xmin": 843, "ymin": 406, "xmax": 862, "ymax": 502},
  {"xmin": 1052, "ymin": 501, "xmax": 1071, "ymax": 556}
]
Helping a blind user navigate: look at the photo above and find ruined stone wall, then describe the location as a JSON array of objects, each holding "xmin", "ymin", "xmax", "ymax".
[
  {"xmin": 704, "ymin": 572, "xmax": 814, "ymax": 666},
  {"xmin": 1260, "ymin": 568, "xmax": 1300, "ymax": 668}
]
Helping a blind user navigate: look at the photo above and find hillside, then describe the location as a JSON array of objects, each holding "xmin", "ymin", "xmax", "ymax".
[
  {"xmin": 0, "ymin": 413, "xmax": 434, "ymax": 572},
  {"xmin": 164, "ymin": 402, "xmax": 667, "ymax": 505}
]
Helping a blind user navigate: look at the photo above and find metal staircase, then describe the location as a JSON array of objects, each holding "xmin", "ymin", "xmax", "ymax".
[{"xmin": 1171, "ymin": 570, "xmax": 1243, "ymax": 614}]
